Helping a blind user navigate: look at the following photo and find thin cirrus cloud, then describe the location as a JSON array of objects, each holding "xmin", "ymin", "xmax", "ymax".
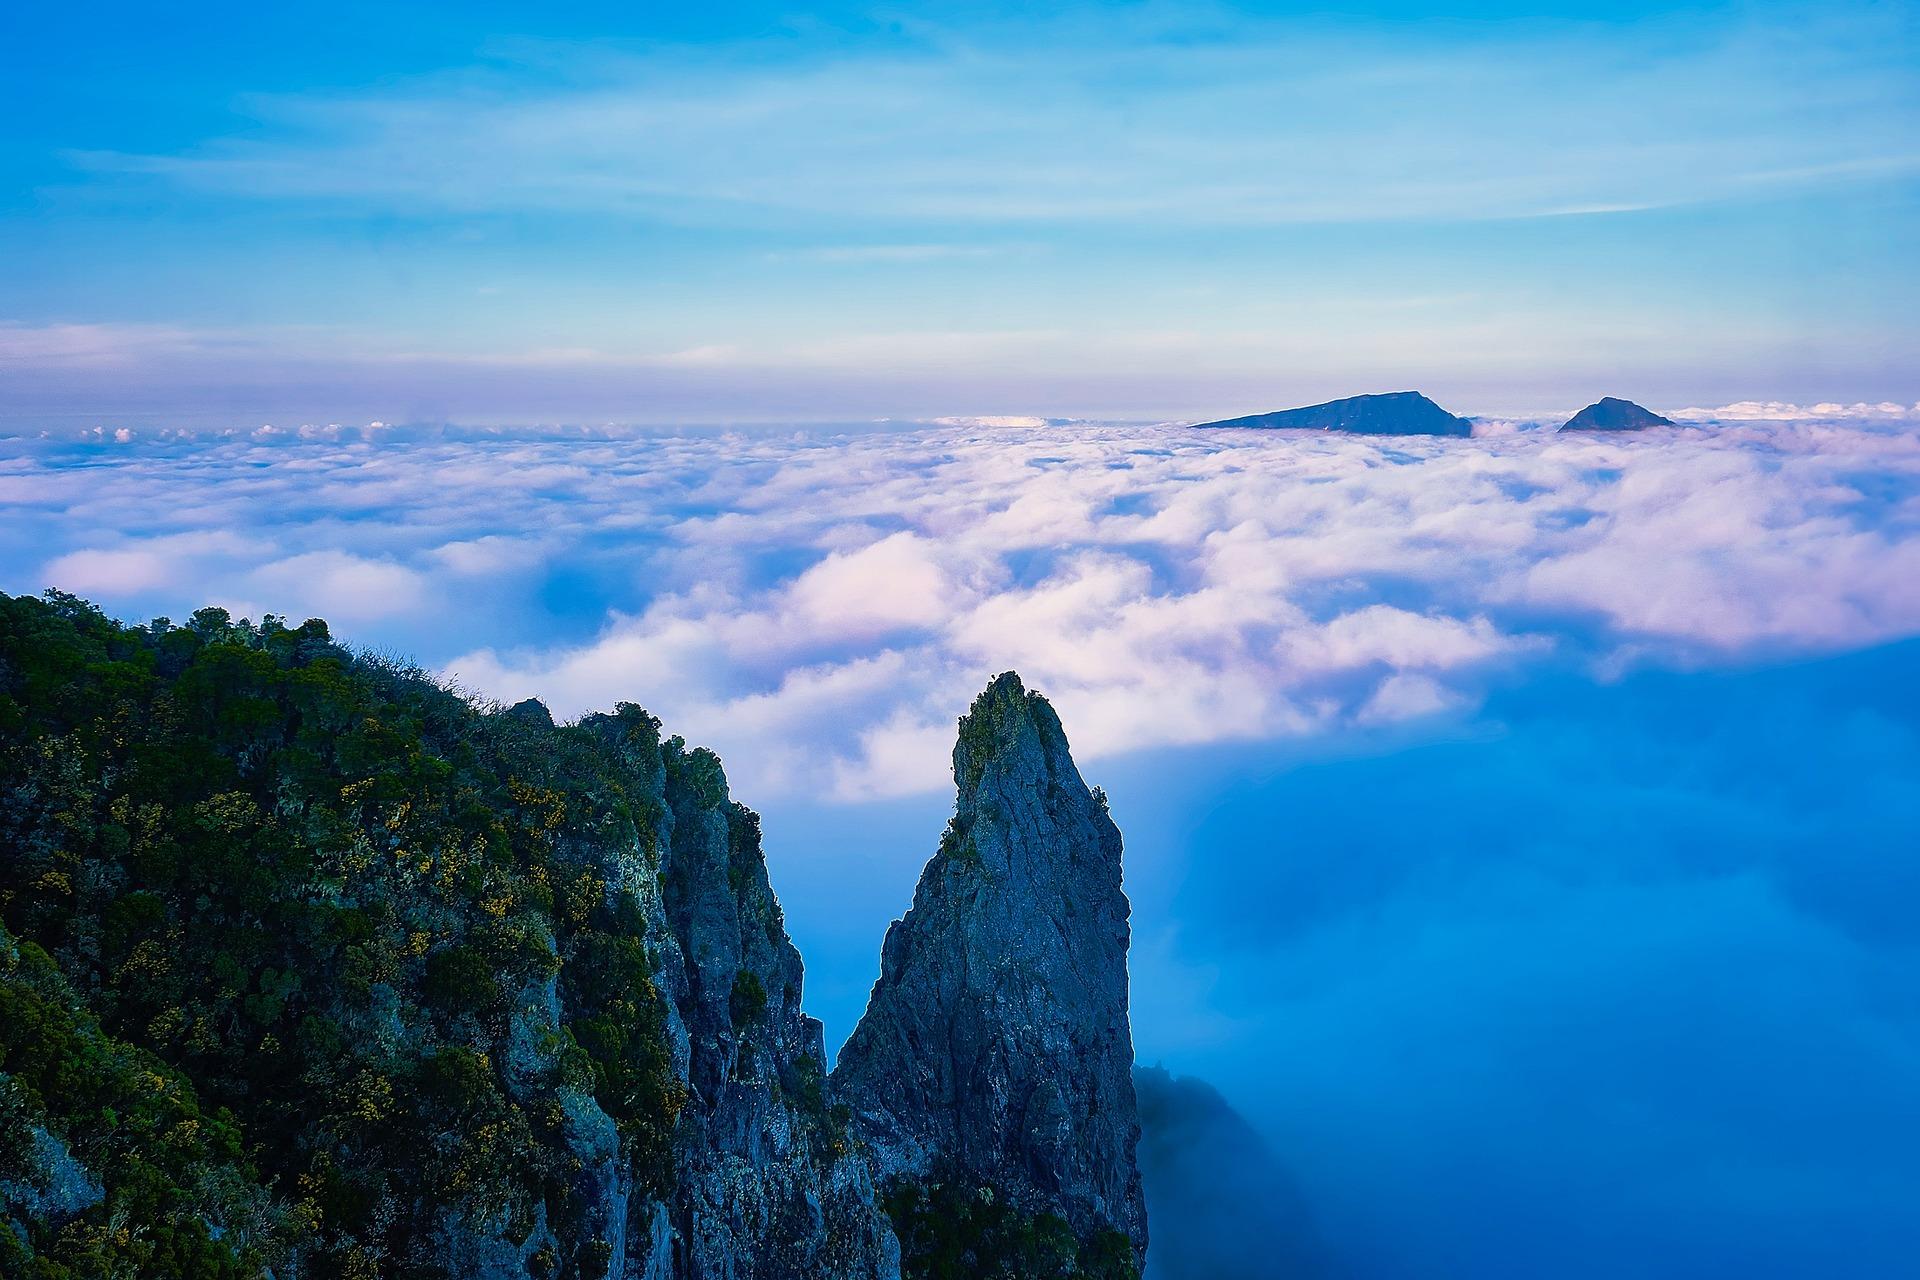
[
  {"xmin": 9, "ymin": 412, "xmax": 1920, "ymax": 802},
  {"xmin": 6, "ymin": 6, "xmax": 1914, "ymax": 429},
  {"xmin": 67, "ymin": 8, "xmax": 1920, "ymax": 228}
]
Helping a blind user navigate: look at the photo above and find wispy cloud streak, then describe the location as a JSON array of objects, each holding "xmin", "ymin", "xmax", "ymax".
[{"xmin": 71, "ymin": 9, "xmax": 1920, "ymax": 227}]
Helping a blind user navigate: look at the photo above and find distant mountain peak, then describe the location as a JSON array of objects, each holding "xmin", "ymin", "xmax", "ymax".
[
  {"xmin": 1559, "ymin": 397, "xmax": 1674, "ymax": 432},
  {"xmin": 1191, "ymin": 390, "xmax": 1472, "ymax": 436}
]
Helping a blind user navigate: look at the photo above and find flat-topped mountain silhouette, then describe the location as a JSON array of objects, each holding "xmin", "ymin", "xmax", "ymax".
[
  {"xmin": 1559, "ymin": 397, "xmax": 1673, "ymax": 431},
  {"xmin": 1191, "ymin": 390, "xmax": 1472, "ymax": 436}
]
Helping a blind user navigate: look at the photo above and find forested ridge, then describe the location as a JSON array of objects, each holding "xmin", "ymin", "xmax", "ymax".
[
  {"xmin": 0, "ymin": 591, "xmax": 692, "ymax": 1278},
  {"xmin": 0, "ymin": 591, "xmax": 1148, "ymax": 1280}
]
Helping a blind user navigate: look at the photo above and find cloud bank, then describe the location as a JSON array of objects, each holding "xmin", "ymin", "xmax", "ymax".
[
  {"xmin": 1118, "ymin": 641, "xmax": 1920, "ymax": 1278},
  {"xmin": 8, "ymin": 416, "xmax": 1920, "ymax": 804}
]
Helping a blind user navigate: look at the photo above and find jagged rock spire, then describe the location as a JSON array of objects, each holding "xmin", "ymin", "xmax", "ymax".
[{"xmin": 833, "ymin": 672, "xmax": 1148, "ymax": 1264}]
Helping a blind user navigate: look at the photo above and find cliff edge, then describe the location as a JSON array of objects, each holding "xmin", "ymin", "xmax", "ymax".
[{"xmin": 834, "ymin": 673, "xmax": 1147, "ymax": 1270}]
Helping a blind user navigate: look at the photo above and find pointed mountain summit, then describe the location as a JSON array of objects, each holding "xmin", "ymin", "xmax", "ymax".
[
  {"xmin": 1191, "ymin": 390, "xmax": 1472, "ymax": 436},
  {"xmin": 1559, "ymin": 397, "xmax": 1674, "ymax": 431},
  {"xmin": 833, "ymin": 672, "xmax": 1148, "ymax": 1268}
]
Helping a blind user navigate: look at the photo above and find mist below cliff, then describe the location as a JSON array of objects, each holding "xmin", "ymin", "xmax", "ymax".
[
  {"xmin": 1133, "ymin": 1067, "xmax": 1331, "ymax": 1280},
  {"xmin": 773, "ymin": 640, "xmax": 1920, "ymax": 1279}
]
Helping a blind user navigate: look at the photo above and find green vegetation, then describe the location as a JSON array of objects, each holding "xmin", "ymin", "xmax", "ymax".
[
  {"xmin": 0, "ymin": 929, "xmax": 272, "ymax": 1279},
  {"xmin": 562, "ymin": 929, "xmax": 684, "ymax": 1193},
  {"xmin": 0, "ymin": 591, "xmax": 686, "ymax": 1279},
  {"xmin": 935, "ymin": 816, "xmax": 983, "ymax": 869},
  {"xmin": 0, "ymin": 591, "xmax": 1137, "ymax": 1279},
  {"xmin": 729, "ymin": 969, "xmax": 768, "ymax": 1027},
  {"xmin": 883, "ymin": 1176, "xmax": 1140, "ymax": 1280}
]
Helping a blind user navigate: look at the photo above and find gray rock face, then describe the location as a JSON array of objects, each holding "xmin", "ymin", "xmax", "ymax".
[
  {"xmin": 504, "ymin": 696, "xmax": 557, "ymax": 727},
  {"xmin": 435, "ymin": 705, "xmax": 899, "ymax": 1280},
  {"xmin": 1192, "ymin": 390, "xmax": 1472, "ymax": 436},
  {"xmin": 833, "ymin": 673, "xmax": 1148, "ymax": 1265},
  {"xmin": 457, "ymin": 682, "xmax": 1145, "ymax": 1278},
  {"xmin": 1558, "ymin": 397, "xmax": 1673, "ymax": 431},
  {"xmin": 571, "ymin": 712, "xmax": 901, "ymax": 1280},
  {"xmin": 0, "ymin": 1121, "xmax": 103, "ymax": 1227},
  {"xmin": 651, "ymin": 737, "xmax": 898, "ymax": 1280}
]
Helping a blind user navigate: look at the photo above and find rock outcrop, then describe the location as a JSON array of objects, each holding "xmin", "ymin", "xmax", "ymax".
[
  {"xmin": 573, "ymin": 713, "xmax": 900, "ymax": 1280},
  {"xmin": 1558, "ymin": 397, "xmax": 1673, "ymax": 431},
  {"xmin": 1191, "ymin": 390, "xmax": 1472, "ymax": 436},
  {"xmin": 833, "ymin": 673, "xmax": 1148, "ymax": 1267},
  {"xmin": 0, "ymin": 593, "xmax": 1145, "ymax": 1280}
]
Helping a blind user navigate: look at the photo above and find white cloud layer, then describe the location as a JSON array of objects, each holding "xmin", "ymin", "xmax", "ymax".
[
  {"xmin": 7, "ymin": 415, "xmax": 1920, "ymax": 800},
  {"xmin": 1673, "ymin": 400, "xmax": 1920, "ymax": 422}
]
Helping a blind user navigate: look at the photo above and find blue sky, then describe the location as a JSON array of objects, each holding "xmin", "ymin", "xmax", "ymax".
[{"xmin": 4, "ymin": 0, "xmax": 1917, "ymax": 424}]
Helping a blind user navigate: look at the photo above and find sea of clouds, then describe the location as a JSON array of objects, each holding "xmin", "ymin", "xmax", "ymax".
[
  {"xmin": 8, "ymin": 411, "xmax": 1920, "ymax": 1277},
  {"xmin": 10, "ymin": 411, "xmax": 1919, "ymax": 803}
]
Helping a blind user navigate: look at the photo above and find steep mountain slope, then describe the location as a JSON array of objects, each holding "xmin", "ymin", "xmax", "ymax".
[
  {"xmin": 0, "ymin": 592, "xmax": 891, "ymax": 1279},
  {"xmin": 834, "ymin": 673, "xmax": 1147, "ymax": 1275},
  {"xmin": 0, "ymin": 594, "xmax": 1146, "ymax": 1280}
]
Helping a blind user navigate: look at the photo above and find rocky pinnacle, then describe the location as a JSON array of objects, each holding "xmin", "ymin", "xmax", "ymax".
[{"xmin": 832, "ymin": 672, "xmax": 1148, "ymax": 1264}]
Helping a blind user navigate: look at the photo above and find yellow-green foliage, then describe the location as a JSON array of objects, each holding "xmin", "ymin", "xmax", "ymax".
[
  {"xmin": 0, "ymin": 930, "xmax": 273, "ymax": 1278},
  {"xmin": 883, "ymin": 1173, "xmax": 1140, "ymax": 1280},
  {"xmin": 0, "ymin": 592, "xmax": 683, "ymax": 1280}
]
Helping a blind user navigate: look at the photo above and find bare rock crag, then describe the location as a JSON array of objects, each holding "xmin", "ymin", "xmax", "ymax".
[{"xmin": 833, "ymin": 673, "xmax": 1149, "ymax": 1266}]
